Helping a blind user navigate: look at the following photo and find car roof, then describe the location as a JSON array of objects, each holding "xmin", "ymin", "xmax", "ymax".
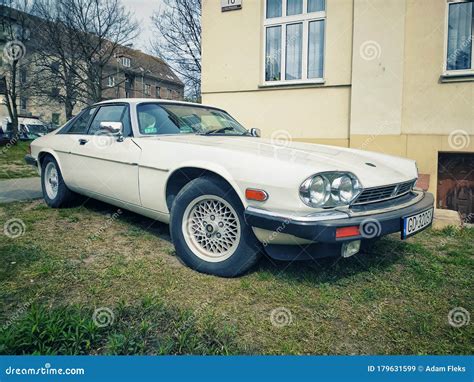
[{"xmin": 95, "ymin": 98, "xmax": 216, "ymax": 109}]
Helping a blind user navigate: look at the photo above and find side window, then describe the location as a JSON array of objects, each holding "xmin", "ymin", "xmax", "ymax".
[
  {"xmin": 137, "ymin": 103, "xmax": 181, "ymax": 135},
  {"xmin": 87, "ymin": 105, "xmax": 131, "ymax": 136},
  {"xmin": 67, "ymin": 108, "xmax": 96, "ymax": 134},
  {"xmin": 445, "ymin": 1, "xmax": 474, "ymax": 72}
]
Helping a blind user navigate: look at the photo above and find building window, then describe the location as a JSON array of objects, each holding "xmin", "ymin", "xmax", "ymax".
[
  {"xmin": 144, "ymin": 83, "xmax": 151, "ymax": 96},
  {"xmin": 108, "ymin": 76, "xmax": 116, "ymax": 87},
  {"xmin": 156, "ymin": 86, "xmax": 161, "ymax": 98},
  {"xmin": 445, "ymin": 1, "xmax": 474, "ymax": 74},
  {"xmin": 121, "ymin": 57, "xmax": 131, "ymax": 67},
  {"xmin": 52, "ymin": 113, "xmax": 60, "ymax": 125},
  {"xmin": 264, "ymin": 0, "xmax": 325, "ymax": 84},
  {"xmin": 20, "ymin": 67, "xmax": 27, "ymax": 83},
  {"xmin": 20, "ymin": 97, "xmax": 27, "ymax": 110},
  {"xmin": 51, "ymin": 61, "xmax": 60, "ymax": 73}
]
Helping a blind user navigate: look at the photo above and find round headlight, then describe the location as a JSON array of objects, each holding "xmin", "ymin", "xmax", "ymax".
[
  {"xmin": 300, "ymin": 175, "xmax": 330, "ymax": 207},
  {"xmin": 338, "ymin": 175, "xmax": 355, "ymax": 203}
]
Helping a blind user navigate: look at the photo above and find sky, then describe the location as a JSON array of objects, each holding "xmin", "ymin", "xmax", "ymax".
[{"xmin": 122, "ymin": 0, "xmax": 166, "ymax": 53}]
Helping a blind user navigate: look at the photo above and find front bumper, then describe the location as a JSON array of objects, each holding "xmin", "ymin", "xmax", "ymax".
[
  {"xmin": 245, "ymin": 191, "xmax": 434, "ymax": 244},
  {"xmin": 24, "ymin": 154, "xmax": 38, "ymax": 168}
]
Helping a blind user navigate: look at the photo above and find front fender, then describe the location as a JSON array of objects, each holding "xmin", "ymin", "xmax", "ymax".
[{"xmin": 166, "ymin": 160, "xmax": 248, "ymax": 208}]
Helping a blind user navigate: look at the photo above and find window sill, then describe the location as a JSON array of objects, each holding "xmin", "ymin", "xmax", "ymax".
[
  {"xmin": 258, "ymin": 79, "xmax": 325, "ymax": 89},
  {"xmin": 440, "ymin": 71, "xmax": 474, "ymax": 83}
]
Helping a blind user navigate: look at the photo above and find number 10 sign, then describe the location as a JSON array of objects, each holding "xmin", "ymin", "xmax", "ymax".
[{"xmin": 221, "ymin": 0, "xmax": 242, "ymax": 12}]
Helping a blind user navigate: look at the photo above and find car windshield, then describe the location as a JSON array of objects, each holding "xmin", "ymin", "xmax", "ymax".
[{"xmin": 136, "ymin": 103, "xmax": 248, "ymax": 136}]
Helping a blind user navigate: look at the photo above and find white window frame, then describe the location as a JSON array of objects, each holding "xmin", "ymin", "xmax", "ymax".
[
  {"xmin": 121, "ymin": 57, "xmax": 131, "ymax": 68},
  {"xmin": 443, "ymin": 0, "xmax": 474, "ymax": 77},
  {"xmin": 262, "ymin": 0, "xmax": 326, "ymax": 86},
  {"xmin": 144, "ymin": 83, "xmax": 151, "ymax": 96},
  {"xmin": 107, "ymin": 75, "xmax": 116, "ymax": 87}
]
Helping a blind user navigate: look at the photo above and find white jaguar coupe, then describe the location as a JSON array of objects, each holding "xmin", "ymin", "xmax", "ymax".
[{"xmin": 25, "ymin": 99, "xmax": 434, "ymax": 277}]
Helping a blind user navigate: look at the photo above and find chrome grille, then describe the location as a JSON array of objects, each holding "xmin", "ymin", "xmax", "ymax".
[{"xmin": 353, "ymin": 180, "xmax": 416, "ymax": 205}]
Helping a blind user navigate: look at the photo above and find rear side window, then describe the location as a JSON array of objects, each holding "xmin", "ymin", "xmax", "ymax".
[
  {"xmin": 88, "ymin": 105, "xmax": 131, "ymax": 136},
  {"xmin": 67, "ymin": 108, "xmax": 96, "ymax": 134}
]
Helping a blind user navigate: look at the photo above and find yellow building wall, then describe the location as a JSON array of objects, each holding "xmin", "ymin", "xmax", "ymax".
[
  {"xmin": 349, "ymin": 0, "xmax": 474, "ymax": 198},
  {"xmin": 402, "ymin": 0, "xmax": 474, "ymax": 136},
  {"xmin": 202, "ymin": 0, "xmax": 354, "ymax": 141},
  {"xmin": 350, "ymin": 0, "xmax": 407, "ymax": 136},
  {"xmin": 203, "ymin": 87, "xmax": 351, "ymax": 141}
]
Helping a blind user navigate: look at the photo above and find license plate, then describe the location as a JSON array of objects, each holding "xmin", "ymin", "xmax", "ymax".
[{"xmin": 402, "ymin": 208, "xmax": 434, "ymax": 239}]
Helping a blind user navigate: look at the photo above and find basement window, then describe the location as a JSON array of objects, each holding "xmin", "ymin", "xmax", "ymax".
[{"xmin": 263, "ymin": 0, "xmax": 325, "ymax": 85}]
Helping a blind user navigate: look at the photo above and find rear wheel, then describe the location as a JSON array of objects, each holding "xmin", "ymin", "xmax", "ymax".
[
  {"xmin": 41, "ymin": 156, "xmax": 76, "ymax": 208},
  {"xmin": 170, "ymin": 176, "xmax": 262, "ymax": 277}
]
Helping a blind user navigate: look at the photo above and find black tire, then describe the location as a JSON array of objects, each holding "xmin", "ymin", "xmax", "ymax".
[
  {"xmin": 170, "ymin": 176, "xmax": 262, "ymax": 277},
  {"xmin": 41, "ymin": 155, "xmax": 76, "ymax": 208}
]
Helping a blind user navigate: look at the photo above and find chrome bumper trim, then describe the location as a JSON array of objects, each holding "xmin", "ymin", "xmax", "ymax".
[{"xmin": 246, "ymin": 191, "xmax": 425, "ymax": 223}]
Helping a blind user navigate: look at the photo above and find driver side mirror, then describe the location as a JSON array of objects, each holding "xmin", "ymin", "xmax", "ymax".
[
  {"xmin": 99, "ymin": 121, "xmax": 124, "ymax": 142},
  {"xmin": 249, "ymin": 128, "xmax": 261, "ymax": 137}
]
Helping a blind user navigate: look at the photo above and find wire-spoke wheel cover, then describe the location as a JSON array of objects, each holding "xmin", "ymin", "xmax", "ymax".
[
  {"xmin": 44, "ymin": 162, "xmax": 59, "ymax": 199},
  {"xmin": 182, "ymin": 195, "xmax": 241, "ymax": 262}
]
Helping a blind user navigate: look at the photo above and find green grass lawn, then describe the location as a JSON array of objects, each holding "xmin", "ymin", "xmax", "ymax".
[
  {"xmin": 0, "ymin": 141, "xmax": 38, "ymax": 179},
  {"xmin": 0, "ymin": 199, "xmax": 472, "ymax": 355}
]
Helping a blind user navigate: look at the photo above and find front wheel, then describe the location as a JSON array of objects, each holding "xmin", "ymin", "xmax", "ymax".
[{"xmin": 170, "ymin": 176, "xmax": 262, "ymax": 277}]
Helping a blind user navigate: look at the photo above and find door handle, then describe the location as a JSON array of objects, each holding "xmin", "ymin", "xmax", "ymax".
[{"xmin": 78, "ymin": 139, "xmax": 88, "ymax": 145}]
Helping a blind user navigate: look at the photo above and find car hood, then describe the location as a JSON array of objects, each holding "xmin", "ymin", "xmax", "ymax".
[{"xmin": 136, "ymin": 135, "xmax": 417, "ymax": 188}]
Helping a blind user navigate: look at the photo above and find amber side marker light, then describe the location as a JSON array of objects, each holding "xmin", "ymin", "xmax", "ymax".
[
  {"xmin": 245, "ymin": 189, "xmax": 268, "ymax": 202},
  {"xmin": 336, "ymin": 226, "xmax": 360, "ymax": 239}
]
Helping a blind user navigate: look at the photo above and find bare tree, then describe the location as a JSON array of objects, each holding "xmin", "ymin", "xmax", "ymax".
[
  {"xmin": 30, "ymin": 0, "xmax": 84, "ymax": 119},
  {"xmin": 63, "ymin": 0, "xmax": 139, "ymax": 103},
  {"xmin": 0, "ymin": 1, "xmax": 33, "ymax": 139},
  {"xmin": 151, "ymin": 0, "xmax": 201, "ymax": 101},
  {"xmin": 29, "ymin": 0, "xmax": 138, "ymax": 111}
]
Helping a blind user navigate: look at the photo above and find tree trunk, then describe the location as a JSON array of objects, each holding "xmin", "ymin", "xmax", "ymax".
[{"xmin": 64, "ymin": 100, "xmax": 74, "ymax": 120}]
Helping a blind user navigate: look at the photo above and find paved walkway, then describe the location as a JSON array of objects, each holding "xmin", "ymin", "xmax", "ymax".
[{"xmin": 0, "ymin": 177, "xmax": 42, "ymax": 203}]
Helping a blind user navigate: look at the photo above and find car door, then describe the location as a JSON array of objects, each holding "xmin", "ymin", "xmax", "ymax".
[
  {"xmin": 50, "ymin": 107, "xmax": 97, "ymax": 189},
  {"xmin": 69, "ymin": 103, "xmax": 142, "ymax": 206}
]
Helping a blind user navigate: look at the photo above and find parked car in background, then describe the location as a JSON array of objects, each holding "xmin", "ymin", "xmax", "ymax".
[
  {"xmin": 25, "ymin": 99, "xmax": 434, "ymax": 277},
  {"xmin": 1, "ymin": 117, "xmax": 49, "ymax": 140}
]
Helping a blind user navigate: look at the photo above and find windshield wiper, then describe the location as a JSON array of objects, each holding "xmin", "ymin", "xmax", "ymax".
[{"xmin": 199, "ymin": 127, "xmax": 235, "ymax": 135}]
